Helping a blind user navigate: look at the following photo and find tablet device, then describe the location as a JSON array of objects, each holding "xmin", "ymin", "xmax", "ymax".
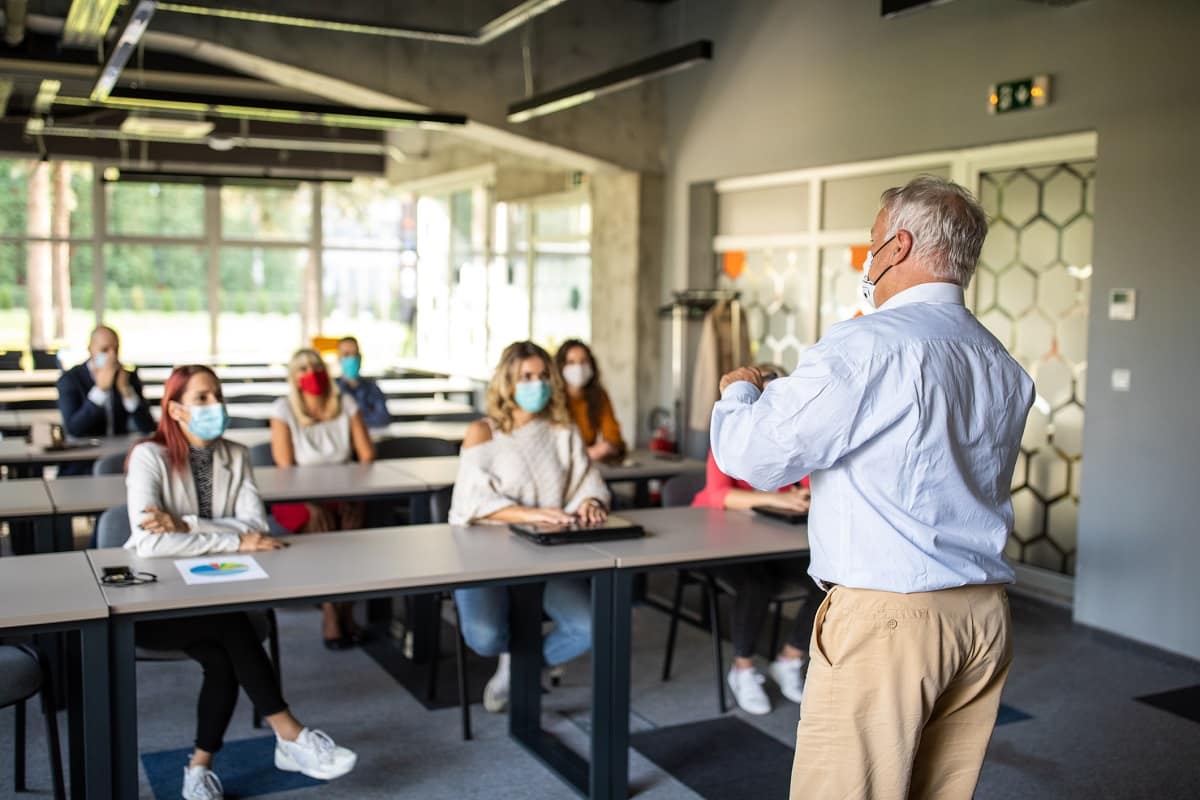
[
  {"xmin": 509, "ymin": 515, "xmax": 645, "ymax": 546},
  {"xmin": 752, "ymin": 505, "xmax": 808, "ymax": 525}
]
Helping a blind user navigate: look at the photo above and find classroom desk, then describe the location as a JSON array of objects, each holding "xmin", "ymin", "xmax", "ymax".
[
  {"xmin": 590, "ymin": 506, "xmax": 811, "ymax": 799},
  {"xmin": 0, "ymin": 478, "xmax": 61, "ymax": 552},
  {"xmin": 361, "ymin": 450, "xmax": 706, "ymax": 495},
  {"xmin": 0, "ymin": 551, "xmax": 112, "ymax": 800},
  {"xmin": 0, "ymin": 369, "xmax": 61, "ymax": 387},
  {"xmin": 87, "ymin": 525, "xmax": 621, "ymax": 799}
]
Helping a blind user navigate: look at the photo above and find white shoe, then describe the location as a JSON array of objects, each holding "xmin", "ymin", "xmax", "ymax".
[
  {"xmin": 274, "ymin": 728, "xmax": 357, "ymax": 781},
  {"xmin": 181, "ymin": 765, "xmax": 223, "ymax": 800},
  {"xmin": 727, "ymin": 665, "xmax": 771, "ymax": 715},
  {"xmin": 483, "ymin": 653, "xmax": 511, "ymax": 713},
  {"xmin": 769, "ymin": 657, "xmax": 806, "ymax": 704}
]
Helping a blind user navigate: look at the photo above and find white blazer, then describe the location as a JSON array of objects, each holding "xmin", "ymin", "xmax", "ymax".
[{"xmin": 124, "ymin": 438, "xmax": 269, "ymax": 557}]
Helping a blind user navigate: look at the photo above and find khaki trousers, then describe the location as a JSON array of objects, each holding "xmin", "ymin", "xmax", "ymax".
[{"xmin": 790, "ymin": 583, "xmax": 1012, "ymax": 800}]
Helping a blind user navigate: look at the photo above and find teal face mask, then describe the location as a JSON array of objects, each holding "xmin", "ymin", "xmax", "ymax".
[
  {"xmin": 187, "ymin": 403, "xmax": 229, "ymax": 441},
  {"xmin": 514, "ymin": 380, "xmax": 552, "ymax": 414},
  {"xmin": 340, "ymin": 355, "xmax": 362, "ymax": 381}
]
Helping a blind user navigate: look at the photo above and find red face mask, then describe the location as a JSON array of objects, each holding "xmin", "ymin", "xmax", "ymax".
[{"xmin": 298, "ymin": 369, "xmax": 330, "ymax": 397}]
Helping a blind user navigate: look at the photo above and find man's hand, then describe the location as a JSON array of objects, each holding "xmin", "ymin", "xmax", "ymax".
[
  {"xmin": 140, "ymin": 506, "xmax": 188, "ymax": 534},
  {"xmin": 95, "ymin": 359, "xmax": 118, "ymax": 391},
  {"xmin": 115, "ymin": 368, "xmax": 134, "ymax": 399},
  {"xmin": 719, "ymin": 367, "xmax": 764, "ymax": 396}
]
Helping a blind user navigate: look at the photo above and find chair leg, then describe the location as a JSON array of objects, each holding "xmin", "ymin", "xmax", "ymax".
[
  {"xmin": 705, "ymin": 577, "xmax": 726, "ymax": 713},
  {"xmin": 660, "ymin": 570, "xmax": 686, "ymax": 682},
  {"xmin": 768, "ymin": 601, "xmax": 783, "ymax": 661},
  {"xmin": 38, "ymin": 663, "xmax": 66, "ymax": 800},
  {"xmin": 452, "ymin": 599, "xmax": 472, "ymax": 741},
  {"xmin": 14, "ymin": 698, "xmax": 26, "ymax": 792}
]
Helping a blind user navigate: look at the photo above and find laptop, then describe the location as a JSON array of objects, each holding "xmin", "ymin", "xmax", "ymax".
[
  {"xmin": 752, "ymin": 505, "xmax": 808, "ymax": 525},
  {"xmin": 509, "ymin": 515, "xmax": 645, "ymax": 546}
]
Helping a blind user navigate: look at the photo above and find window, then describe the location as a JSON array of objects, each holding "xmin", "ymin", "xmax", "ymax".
[
  {"xmin": 106, "ymin": 180, "xmax": 205, "ymax": 238},
  {"xmin": 103, "ymin": 244, "xmax": 209, "ymax": 363},
  {"xmin": 221, "ymin": 184, "xmax": 312, "ymax": 242},
  {"xmin": 218, "ymin": 247, "xmax": 308, "ymax": 361}
]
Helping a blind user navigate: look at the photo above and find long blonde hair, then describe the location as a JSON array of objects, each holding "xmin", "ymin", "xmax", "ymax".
[
  {"xmin": 286, "ymin": 348, "xmax": 341, "ymax": 426},
  {"xmin": 486, "ymin": 341, "xmax": 571, "ymax": 434}
]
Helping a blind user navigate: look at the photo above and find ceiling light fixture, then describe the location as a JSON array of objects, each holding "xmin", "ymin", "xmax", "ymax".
[
  {"xmin": 154, "ymin": 0, "xmax": 567, "ymax": 45},
  {"xmin": 507, "ymin": 40, "xmax": 712, "ymax": 123},
  {"xmin": 57, "ymin": 88, "xmax": 468, "ymax": 130},
  {"xmin": 61, "ymin": 0, "xmax": 122, "ymax": 47},
  {"xmin": 119, "ymin": 115, "xmax": 214, "ymax": 139},
  {"xmin": 91, "ymin": 0, "xmax": 157, "ymax": 102},
  {"xmin": 102, "ymin": 168, "xmax": 354, "ymax": 185}
]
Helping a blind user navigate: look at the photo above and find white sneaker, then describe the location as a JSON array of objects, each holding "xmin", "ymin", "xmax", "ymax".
[
  {"xmin": 769, "ymin": 657, "xmax": 806, "ymax": 704},
  {"xmin": 274, "ymin": 728, "xmax": 357, "ymax": 781},
  {"xmin": 181, "ymin": 765, "xmax": 223, "ymax": 800},
  {"xmin": 483, "ymin": 653, "xmax": 511, "ymax": 713},
  {"xmin": 727, "ymin": 665, "xmax": 771, "ymax": 715}
]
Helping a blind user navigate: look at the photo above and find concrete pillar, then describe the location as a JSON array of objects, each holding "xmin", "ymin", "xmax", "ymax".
[{"xmin": 589, "ymin": 169, "xmax": 663, "ymax": 447}]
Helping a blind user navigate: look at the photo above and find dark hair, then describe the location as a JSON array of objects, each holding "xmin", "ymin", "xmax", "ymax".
[
  {"xmin": 338, "ymin": 336, "xmax": 359, "ymax": 348},
  {"xmin": 554, "ymin": 339, "xmax": 605, "ymax": 435},
  {"xmin": 128, "ymin": 365, "xmax": 223, "ymax": 473}
]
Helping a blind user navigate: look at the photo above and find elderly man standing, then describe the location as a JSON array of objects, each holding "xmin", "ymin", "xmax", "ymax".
[{"xmin": 711, "ymin": 176, "xmax": 1034, "ymax": 800}]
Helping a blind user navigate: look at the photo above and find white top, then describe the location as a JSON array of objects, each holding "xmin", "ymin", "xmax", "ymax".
[
  {"xmin": 711, "ymin": 282, "xmax": 1035, "ymax": 593},
  {"xmin": 448, "ymin": 418, "xmax": 611, "ymax": 525},
  {"xmin": 124, "ymin": 439, "xmax": 269, "ymax": 557},
  {"xmin": 269, "ymin": 394, "xmax": 358, "ymax": 466}
]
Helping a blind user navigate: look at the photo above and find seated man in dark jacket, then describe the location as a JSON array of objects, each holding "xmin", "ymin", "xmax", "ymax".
[
  {"xmin": 57, "ymin": 326, "xmax": 155, "ymax": 473},
  {"xmin": 335, "ymin": 335, "xmax": 391, "ymax": 429}
]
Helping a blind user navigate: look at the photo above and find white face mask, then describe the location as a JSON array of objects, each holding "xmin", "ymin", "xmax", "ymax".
[
  {"xmin": 859, "ymin": 235, "xmax": 897, "ymax": 309},
  {"xmin": 561, "ymin": 362, "xmax": 594, "ymax": 389}
]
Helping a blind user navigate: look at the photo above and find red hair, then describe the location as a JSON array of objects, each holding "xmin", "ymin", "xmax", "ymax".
[{"xmin": 127, "ymin": 365, "xmax": 223, "ymax": 473}]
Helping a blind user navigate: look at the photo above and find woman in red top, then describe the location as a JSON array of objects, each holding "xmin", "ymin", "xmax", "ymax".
[{"xmin": 691, "ymin": 364, "xmax": 821, "ymax": 716}]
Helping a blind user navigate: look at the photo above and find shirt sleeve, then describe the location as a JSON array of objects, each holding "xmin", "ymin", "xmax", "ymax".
[
  {"xmin": 87, "ymin": 386, "xmax": 110, "ymax": 408},
  {"xmin": 359, "ymin": 381, "xmax": 392, "ymax": 428},
  {"xmin": 562, "ymin": 427, "xmax": 612, "ymax": 513},
  {"xmin": 121, "ymin": 393, "xmax": 140, "ymax": 414},
  {"xmin": 447, "ymin": 443, "xmax": 522, "ymax": 525},
  {"xmin": 124, "ymin": 444, "xmax": 241, "ymax": 558},
  {"xmin": 691, "ymin": 450, "xmax": 737, "ymax": 508},
  {"xmin": 269, "ymin": 397, "xmax": 292, "ymax": 423},
  {"xmin": 710, "ymin": 338, "xmax": 874, "ymax": 491}
]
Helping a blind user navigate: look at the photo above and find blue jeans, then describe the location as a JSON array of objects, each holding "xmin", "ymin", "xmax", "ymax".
[{"xmin": 454, "ymin": 578, "xmax": 592, "ymax": 666}]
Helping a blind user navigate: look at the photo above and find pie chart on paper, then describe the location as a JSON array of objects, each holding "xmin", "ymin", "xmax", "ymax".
[{"xmin": 190, "ymin": 562, "xmax": 250, "ymax": 577}]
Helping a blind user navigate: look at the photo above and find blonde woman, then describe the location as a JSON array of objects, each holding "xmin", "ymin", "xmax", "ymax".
[
  {"xmin": 449, "ymin": 340, "xmax": 610, "ymax": 713},
  {"xmin": 269, "ymin": 348, "xmax": 375, "ymax": 649}
]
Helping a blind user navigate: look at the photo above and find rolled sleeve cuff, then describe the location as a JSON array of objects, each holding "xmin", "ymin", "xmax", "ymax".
[
  {"xmin": 122, "ymin": 394, "xmax": 141, "ymax": 413},
  {"xmin": 87, "ymin": 386, "xmax": 110, "ymax": 408},
  {"xmin": 721, "ymin": 381, "xmax": 762, "ymax": 404}
]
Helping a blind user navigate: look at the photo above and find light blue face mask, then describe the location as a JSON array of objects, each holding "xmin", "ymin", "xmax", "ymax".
[
  {"xmin": 340, "ymin": 355, "xmax": 362, "ymax": 381},
  {"xmin": 514, "ymin": 380, "xmax": 552, "ymax": 414},
  {"xmin": 93, "ymin": 352, "xmax": 110, "ymax": 369},
  {"xmin": 187, "ymin": 403, "xmax": 229, "ymax": 441}
]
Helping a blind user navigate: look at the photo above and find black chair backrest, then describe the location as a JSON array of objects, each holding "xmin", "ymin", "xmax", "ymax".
[
  {"xmin": 0, "ymin": 351, "xmax": 22, "ymax": 370},
  {"xmin": 374, "ymin": 436, "xmax": 460, "ymax": 460},
  {"xmin": 248, "ymin": 441, "xmax": 276, "ymax": 467},
  {"xmin": 226, "ymin": 416, "xmax": 268, "ymax": 429},
  {"xmin": 662, "ymin": 472, "xmax": 706, "ymax": 508},
  {"xmin": 30, "ymin": 349, "xmax": 60, "ymax": 370},
  {"xmin": 93, "ymin": 451, "xmax": 128, "ymax": 475},
  {"xmin": 426, "ymin": 412, "xmax": 482, "ymax": 423},
  {"xmin": 226, "ymin": 394, "xmax": 282, "ymax": 405}
]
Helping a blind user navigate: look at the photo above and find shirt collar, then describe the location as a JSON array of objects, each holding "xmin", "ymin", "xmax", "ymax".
[{"xmin": 879, "ymin": 281, "xmax": 965, "ymax": 311}]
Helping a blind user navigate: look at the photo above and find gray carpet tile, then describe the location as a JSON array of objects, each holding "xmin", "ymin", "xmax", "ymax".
[{"xmin": 2, "ymin": 589, "xmax": 1199, "ymax": 798}]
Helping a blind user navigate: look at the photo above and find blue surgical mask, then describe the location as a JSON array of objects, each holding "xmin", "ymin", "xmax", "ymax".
[
  {"xmin": 187, "ymin": 403, "xmax": 229, "ymax": 441},
  {"xmin": 93, "ymin": 352, "xmax": 110, "ymax": 369},
  {"xmin": 859, "ymin": 235, "xmax": 898, "ymax": 309},
  {"xmin": 340, "ymin": 355, "xmax": 362, "ymax": 381},
  {"xmin": 514, "ymin": 380, "xmax": 552, "ymax": 414}
]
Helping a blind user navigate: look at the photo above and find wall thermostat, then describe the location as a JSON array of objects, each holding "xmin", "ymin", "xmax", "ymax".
[{"xmin": 1108, "ymin": 288, "xmax": 1137, "ymax": 321}]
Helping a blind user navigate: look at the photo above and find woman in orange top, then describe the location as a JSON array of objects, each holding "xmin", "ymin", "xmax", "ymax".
[{"xmin": 555, "ymin": 340, "xmax": 627, "ymax": 463}]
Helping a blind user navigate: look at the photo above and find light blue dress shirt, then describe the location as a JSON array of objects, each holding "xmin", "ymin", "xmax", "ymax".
[{"xmin": 711, "ymin": 282, "xmax": 1035, "ymax": 593}]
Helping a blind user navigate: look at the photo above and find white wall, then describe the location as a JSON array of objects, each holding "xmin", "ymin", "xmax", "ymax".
[{"xmin": 661, "ymin": 0, "xmax": 1200, "ymax": 659}]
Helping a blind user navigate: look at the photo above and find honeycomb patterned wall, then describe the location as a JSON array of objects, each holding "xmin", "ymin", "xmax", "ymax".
[
  {"xmin": 974, "ymin": 161, "xmax": 1095, "ymax": 575},
  {"xmin": 716, "ymin": 248, "xmax": 814, "ymax": 372}
]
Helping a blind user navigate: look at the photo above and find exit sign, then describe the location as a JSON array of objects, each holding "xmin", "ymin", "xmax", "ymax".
[{"xmin": 988, "ymin": 75, "xmax": 1051, "ymax": 115}]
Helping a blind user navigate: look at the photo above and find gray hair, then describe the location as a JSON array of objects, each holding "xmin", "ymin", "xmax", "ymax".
[{"xmin": 880, "ymin": 176, "xmax": 989, "ymax": 287}]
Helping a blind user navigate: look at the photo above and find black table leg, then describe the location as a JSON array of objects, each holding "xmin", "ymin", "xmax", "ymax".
[
  {"xmin": 77, "ymin": 620, "xmax": 111, "ymax": 800},
  {"xmin": 603, "ymin": 571, "xmax": 635, "ymax": 800},
  {"xmin": 111, "ymin": 617, "xmax": 138, "ymax": 800}
]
